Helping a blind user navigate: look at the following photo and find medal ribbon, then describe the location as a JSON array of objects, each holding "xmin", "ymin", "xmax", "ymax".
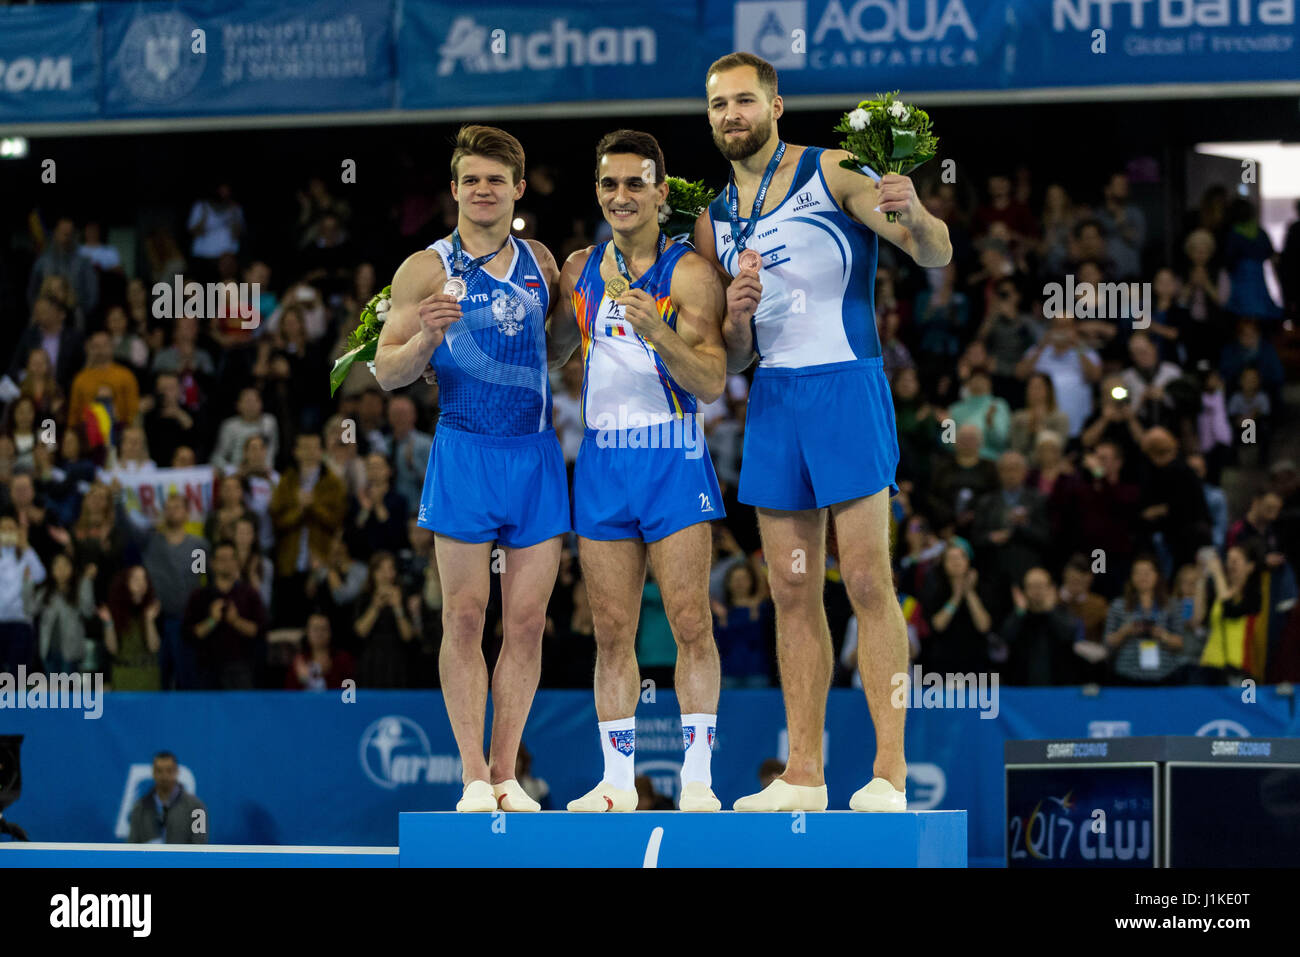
[
  {"xmin": 451, "ymin": 229, "xmax": 511, "ymax": 279},
  {"xmin": 611, "ymin": 231, "xmax": 668, "ymax": 285},
  {"xmin": 727, "ymin": 140, "xmax": 785, "ymax": 251}
]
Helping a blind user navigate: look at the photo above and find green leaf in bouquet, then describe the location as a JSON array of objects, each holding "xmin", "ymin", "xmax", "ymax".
[
  {"xmin": 329, "ymin": 337, "xmax": 378, "ymax": 397},
  {"xmin": 901, "ymin": 151, "xmax": 937, "ymax": 176},
  {"xmin": 890, "ymin": 128, "xmax": 917, "ymax": 160}
]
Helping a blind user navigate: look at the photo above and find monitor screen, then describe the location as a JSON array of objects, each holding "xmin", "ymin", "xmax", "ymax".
[
  {"xmin": 1167, "ymin": 765, "xmax": 1300, "ymax": 867},
  {"xmin": 1007, "ymin": 765, "xmax": 1157, "ymax": 867}
]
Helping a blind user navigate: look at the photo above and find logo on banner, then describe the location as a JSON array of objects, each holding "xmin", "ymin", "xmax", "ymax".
[
  {"xmin": 118, "ymin": 12, "xmax": 206, "ymax": 103},
  {"xmin": 735, "ymin": 2, "xmax": 807, "ymax": 69},
  {"xmin": 360, "ymin": 715, "xmax": 462, "ymax": 789},
  {"xmin": 905, "ymin": 762, "xmax": 946, "ymax": 810},
  {"xmin": 437, "ymin": 15, "xmax": 657, "ymax": 76},
  {"xmin": 737, "ymin": 0, "xmax": 982, "ymax": 73},
  {"xmin": 1087, "ymin": 720, "xmax": 1132, "ymax": 738},
  {"xmin": 1195, "ymin": 719, "xmax": 1251, "ymax": 738},
  {"xmin": 609, "ymin": 729, "xmax": 636, "ymax": 756}
]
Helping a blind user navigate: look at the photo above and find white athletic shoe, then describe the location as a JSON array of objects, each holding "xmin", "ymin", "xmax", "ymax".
[
  {"xmin": 732, "ymin": 779, "xmax": 828, "ymax": 812},
  {"xmin": 493, "ymin": 779, "xmax": 540, "ymax": 812},
  {"xmin": 566, "ymin": 780, "xmax": 637, "ymax": 812},
  {"xmin": 679, "ymin": 781, "xmax": 722, "ymax": 812},
  {"xmin": 455, "ymin": 780, "xmax": 497, "ymax": 812},
  {"xmin": 849, "ymin": 777, "xmax": 907, "ymax": 812}
]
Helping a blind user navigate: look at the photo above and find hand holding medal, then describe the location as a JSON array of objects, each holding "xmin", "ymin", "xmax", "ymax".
[
  {"xmin": 442, "ymin": 276, "xmax": 467, "ymax": 301},
  {"xmin": 604, "ymin": 275, "xmax": 630, "ymax": 300},
  {"xmin": 604, "ymin": 231, "xmax": 667, "ymax": 340}
]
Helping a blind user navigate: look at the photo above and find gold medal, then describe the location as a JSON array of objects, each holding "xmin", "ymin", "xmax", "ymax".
[
  {"xmin": 738, "ymin": 248, "xmax": 763, "ymax": 273},
  {"xmin": 605, "ymin": 275, "xmax": 630, "ymax": 299}
]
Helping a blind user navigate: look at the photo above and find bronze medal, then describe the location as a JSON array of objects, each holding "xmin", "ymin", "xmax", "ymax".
[{"xmin": 738, "ymin": 248, "xmax": 763, "ymax": 273}]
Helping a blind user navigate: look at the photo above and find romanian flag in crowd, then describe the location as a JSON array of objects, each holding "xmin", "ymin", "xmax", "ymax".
[
  {"xmin": 83, "ymin": 396, "xmax": 115, "ymax": 451},
  {"xmin": 1200, "ymin": 572, "xmax": 1274, "ymax": 680}
]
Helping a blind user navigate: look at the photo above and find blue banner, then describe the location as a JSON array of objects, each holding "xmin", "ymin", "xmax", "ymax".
[
  {"xmin": 704, "ymin": 0, "xmax": 1012, "ymax": 95},
  {"xmin": 398, "ymin": 0, "xmax": 702, "ymax": 108},
  {"xmin": 1012, "ymin": 0, "xmax": 1300, "ymax": 89},
  {"xmin": 0, "ymin": 4, "xmax": 100, "ymax": 122},
  {"xmin": 1, "ymin": 687, "xmax": 1292, "ymax": 866},
  {"xmin": 100, "ymin": 0, "xmax": 394, "ymax": 118},
  {"xmin": 2, "ymin": 1, "xmax": 1298, "ymax": 125}
]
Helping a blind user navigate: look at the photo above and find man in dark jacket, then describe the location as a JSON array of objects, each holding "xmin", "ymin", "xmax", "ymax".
[
  {"xmin": 127, "ymin": 751, "xmax": 208, "ymax": 844},
  {"xmin": 1138, "ymin": 427, "xmax": 1211, "ymax": 572},
  {"xmin": 8, "ymin": 297, "xmax": 85, "ymax": 391},
  {"xmin": 1000, "ymin": 567, "xmax": 1086, "ymax": 685}
]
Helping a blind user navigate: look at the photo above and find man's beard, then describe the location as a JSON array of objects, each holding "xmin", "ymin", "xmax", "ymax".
[{"xmin": 712, "ymin": 116, "xmax": 773, "ymax": 161}]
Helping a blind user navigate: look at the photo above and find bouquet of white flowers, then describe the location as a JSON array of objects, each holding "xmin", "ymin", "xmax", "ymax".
[
  {"xmin": 835, "ymin": 91, "xmax": 938, "ymax": 223},
  {"xmin": 329, "ymin": 286, "xmax": 391, "ymax": 396}
]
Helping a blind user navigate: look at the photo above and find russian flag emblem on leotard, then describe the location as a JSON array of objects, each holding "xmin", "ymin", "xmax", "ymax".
[{"xmin": 609, "ymin": 729, "xmax": 635, "ymax": 756}]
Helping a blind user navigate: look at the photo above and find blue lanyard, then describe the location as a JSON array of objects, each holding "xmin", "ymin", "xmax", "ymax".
[
  {"xmin": 727, "ymin": 140, "xmax": 785, "ymax": 250},
  {"xmin": 611, "ymin": 231, "xmax": 668, "ymax": 284},
  {"xmin": 451, "ymin": 229, "xmax": 510, "ymax": 278}
]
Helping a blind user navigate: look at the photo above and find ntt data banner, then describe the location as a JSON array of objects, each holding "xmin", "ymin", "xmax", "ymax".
[
  {"xmin": 100, "ymin": 0, "xmax": 394, "ymax": 118},
  {"xmin": 0, "ymin": 4, "xmax": 100, "ymax": 121},
  {"xmin": 397, "ymin": 0, "xmax": 703, "ymax": 107},
  {"xmin": 1013, "ymin": 0, "xmax": 1300, "ymax": 89}
]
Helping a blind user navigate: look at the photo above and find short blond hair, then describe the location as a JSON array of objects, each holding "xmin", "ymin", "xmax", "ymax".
[
  {"xmin": 450, "ymin": 125, "xmax": 525, "ymax": 185},
  {"xmin": 706, "ymin": 52, "xmax": 778, "ymax": 101}
]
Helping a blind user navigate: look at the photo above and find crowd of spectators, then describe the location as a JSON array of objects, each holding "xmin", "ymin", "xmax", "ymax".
[{"xmin": 0, "ymin": 165, "xmax": 1297, "ymax": 691}]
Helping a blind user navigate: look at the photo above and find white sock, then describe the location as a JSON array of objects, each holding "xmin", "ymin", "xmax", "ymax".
[
  {"xmin": 598, "ymin": 716, "xmax": 636, "ymax": 791},
  {"xmin": 680, "ymin": 713, "xmax": 716, "ymax": 787}
]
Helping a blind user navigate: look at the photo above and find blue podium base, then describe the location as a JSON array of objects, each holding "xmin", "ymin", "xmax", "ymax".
[{"xmin": 398, "ymin": 811, "xmax": 967, "ymax": 867}]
